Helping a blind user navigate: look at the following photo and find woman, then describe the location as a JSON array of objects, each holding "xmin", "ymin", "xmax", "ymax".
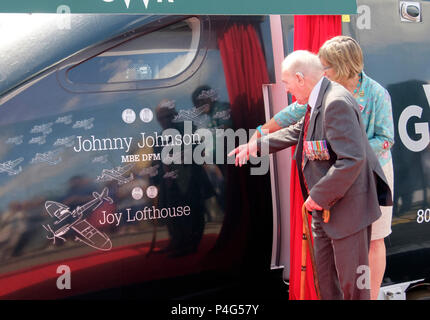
[{"xmin": 249, "ymin": 36, "xmax": 395, "ymax": 300}]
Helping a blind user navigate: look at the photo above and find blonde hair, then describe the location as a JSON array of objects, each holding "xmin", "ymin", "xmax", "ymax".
[{"xmin": 318, "ymin": 36, "xmax": 363, "ymax": 82}]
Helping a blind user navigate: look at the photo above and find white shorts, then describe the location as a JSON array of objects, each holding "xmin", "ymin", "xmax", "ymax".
[{"xmin": 371, "ymin": 158, "xmax": 394, "ymax": 240}]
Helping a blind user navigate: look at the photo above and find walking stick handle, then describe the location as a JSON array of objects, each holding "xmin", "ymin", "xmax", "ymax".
[
  {"xmin": 322, "ymin": 209, "xmax": 330, "ymax": 223},
  {"xmin": 302, "ymin": 204, "xmax": 322, "ymax": 300}
]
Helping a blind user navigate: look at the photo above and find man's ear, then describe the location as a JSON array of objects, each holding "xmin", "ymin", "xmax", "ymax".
[{"xmin": 295, "ymin": 71, "xmax": 305, "ymax": 85}]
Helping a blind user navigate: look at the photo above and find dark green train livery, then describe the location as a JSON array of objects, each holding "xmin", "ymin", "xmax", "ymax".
[{"xmin": 0, "ymin": 0, "xmax": 429, "ymax": 300}]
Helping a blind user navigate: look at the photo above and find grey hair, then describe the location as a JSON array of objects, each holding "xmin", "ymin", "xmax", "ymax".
[{"xmin": 282, "ymin": 50, "xmax": 323, "ymax": 81}]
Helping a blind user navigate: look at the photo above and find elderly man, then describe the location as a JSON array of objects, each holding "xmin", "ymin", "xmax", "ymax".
[{"xmin": 229, "ymin": 50, "xmax": 392, "ymax": 300}]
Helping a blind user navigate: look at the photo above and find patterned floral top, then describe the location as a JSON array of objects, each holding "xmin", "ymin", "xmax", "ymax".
[{"xmin": 273, "ymin": 72, "xmax": 394, "ymax": 167}]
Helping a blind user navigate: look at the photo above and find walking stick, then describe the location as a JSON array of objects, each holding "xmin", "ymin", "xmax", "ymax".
[
  {"xmin": 300, "ymin": 216, "xmax": 308, "ymax": 300},
  {"xmin": 299, "ymin": 204, "xmax": 330, "ymax": 300}
]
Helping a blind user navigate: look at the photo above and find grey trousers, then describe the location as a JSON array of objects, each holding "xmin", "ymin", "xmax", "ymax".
[{"xmin": 311, "ymin": 216, "xmax": 372, "ymax": 300}]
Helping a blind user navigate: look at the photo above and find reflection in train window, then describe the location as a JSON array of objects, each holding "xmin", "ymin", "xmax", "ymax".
[{"xmin": 67, "ymin": 18, "xmax": 201, "ymax": 84}]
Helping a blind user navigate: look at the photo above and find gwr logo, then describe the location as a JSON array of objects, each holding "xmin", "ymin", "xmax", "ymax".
[
  {"xmin": 398, "ymin": 85, "xmax": 430, "ymax": 152},
  {"xmin": 102, "ymin": 0, "xmax": 174, "ymax": 9}
]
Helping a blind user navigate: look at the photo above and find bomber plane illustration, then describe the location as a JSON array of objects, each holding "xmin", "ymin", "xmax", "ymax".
[
  {"xmin": 6, "ymin": 135, "xmax": 24, "ymax": 145},
  {"xmin": 31, "ymin": 150, "xmax": 62, "ymax": 166},
  {"xmin": 172, "ymin": 106, "xmax": 209, "ymax": 128},
  {"xmin": 42, "ymin": 187, "xmax": 113, "ymax": 251},
  {"xmin": 55, "ymin": 115, "xmax": 73, "ymax": 125},
  {"xmin": 0, "ymin": 157, "xmax": 24, "ymax": 175},
  {"xmin": 29, "ymin": 135, "xmax": 47, "ymax": 145},
  {"xmin": 72, "ymin": 118, "xmax": 95, "ymax": 130},
  {"xmin": 96, "ymin": 163, "xmax": 134, "ymax": 185},
  {"xmin": 53, "ymin": 135, "xmax": 75, "ymax": 148},
  {"xmin": 30, "ymin": 122, "xmax": 53, "ymax": 135}
]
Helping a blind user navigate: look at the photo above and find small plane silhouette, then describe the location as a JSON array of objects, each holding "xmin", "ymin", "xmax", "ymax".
[
  {"xmin": 53, "ymin": 135, "xmax": 75, "ymax": 148},
  {"xmin": 96, "ymin": 163, "xmax": 134, "ymax": 185},
  {"xmin": 6, "ymin": 135, "xmax": 24, "ymax": 145},
  {"xmin": 55, "ymin": 115, "xmax": 73, "ymax": 125},
  {"xmin": 172, "ymin": 106, "xmax": 209, "ymax": 128},
  {"xmin": 72, "ymin": 118, "xmax": 94, "ymax": 130},
  {"xmin": 31, "ymin": 150, "xmax": 62, "ymax": 166},
  {"xmin": 0, "ymin": 157, "xmax": 24, "ymax": 175},
  {"xmin": 30, "ymin": 122, "xmax": 53, "ymax": 135},
  {"xmin": 42, "ymin": 187, "xmax": 114, "ymax": 251},
  {"xmin": 29, "ymin": 135, "xmax": 47, "ymax": 145}
]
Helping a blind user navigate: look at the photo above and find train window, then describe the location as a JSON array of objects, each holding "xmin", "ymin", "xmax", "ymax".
[{"xmin": 67, "ymin": 17, "xmax": 201, "ymax": 84}]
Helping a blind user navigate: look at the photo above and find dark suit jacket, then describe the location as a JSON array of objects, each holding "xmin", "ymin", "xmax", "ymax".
[{"xmin": 258, "ymin": 77, "xmax": 393, "ymax": 239}]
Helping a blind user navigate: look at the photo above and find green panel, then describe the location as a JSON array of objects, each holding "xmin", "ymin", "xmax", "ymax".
[{"xmin": 0, "ymin": 0, "xmax": 357, "ymax": 15}]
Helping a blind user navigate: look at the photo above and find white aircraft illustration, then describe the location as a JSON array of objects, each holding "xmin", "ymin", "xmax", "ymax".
[
  {"xmin": 30, "ymin": 122, "xmax": 53, "ymax": 135},
  {"xmin": 55, "ymin": 115, "xmax": 73, "ymax": 125},
  {"xmin": 42, "ymin": 187, "xmax": 113, "ymax": 251},
  {"xmin": 213, "ymin": 110, "xmax": 231, "ymax": 120},
  {"xmin": 30, "ymin": 150, "xmax": 62, "ymax": 166},
  {"xmin": 172, "ymin": 106, "xmax": 209, "ymax": 128},
  {"xmin": 6, "ymin": 135, "xmax": 24, "ymax": 145},
  {"xmin": 0, "ymin": 157, "xmax": 24, "ymax": 175},
  {"xmin": 29, "ymin": 135, "xmax": 47, "ymax": 145},
  {"xmin": 96, "ymin": 163, "xmax": 135, "ymax": 185},
  {"xmin": 72, "ymin": 118, "xmax": 95, "ymax": 130},
  {"xmin": 53, "ymin": 136, "xmax": 75, "ymax": 148},
  {"xmin": 92, "ymin": 155, "xmax": 109, "ymax": 164},
  {"xmin": 197, "ymin": 88, "xmax": 218, "ymax": 101}
]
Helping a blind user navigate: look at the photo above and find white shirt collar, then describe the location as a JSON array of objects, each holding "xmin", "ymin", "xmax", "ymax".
[{"xmin": 308, "ymin": 77, "xmax": 324, "ymax": 114}]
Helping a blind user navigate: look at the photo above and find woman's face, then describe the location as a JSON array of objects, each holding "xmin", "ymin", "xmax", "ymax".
[{"xmin": 319, "ymin": 57, "xmax": 336, "ymax": 82}]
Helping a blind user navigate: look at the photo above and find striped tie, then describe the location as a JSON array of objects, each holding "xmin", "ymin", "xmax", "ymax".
[{"xmin": 301, "ymin": 105, "xmax": 312, "ymax": 191}]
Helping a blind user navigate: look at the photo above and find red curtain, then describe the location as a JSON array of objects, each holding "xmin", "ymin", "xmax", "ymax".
[
  {"xmin": 218, "ymin": 23, "xmax": 269, "ymax": 129},
  {"xmin": 212, "ymin": 21, "xmax": 272, "ymax": 268},
  {"xmin": 289, "ymin": 15, "xmax": 341, "ymax": 300},
  {"xmin": 216, "ymin": 16, "xmax": 341, "ymax": 300}
]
